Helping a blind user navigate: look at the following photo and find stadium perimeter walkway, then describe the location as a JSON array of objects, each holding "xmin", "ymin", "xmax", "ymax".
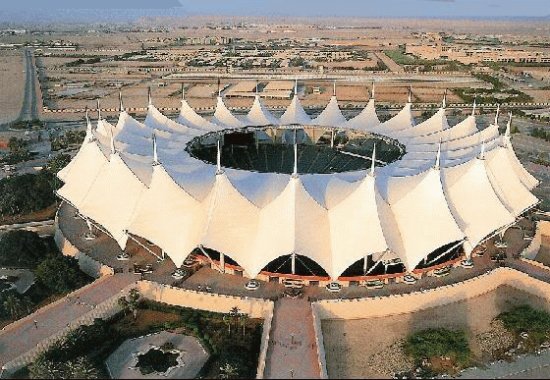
[
  {"xmin": 264, "ymin": 298, "xmax": 321, "ymax": 379},
  {"xmin": 0, "ymin": 273, "xmax": 136, "ymax": 370}
]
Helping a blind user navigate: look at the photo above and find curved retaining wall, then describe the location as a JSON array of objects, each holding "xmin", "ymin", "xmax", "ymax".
[
  {"xmin": 521, "ymin": 221, "xmax": 544, "ymax": 260},
  {"xmin": 313, "ymin": 267, "xmax": 550, "ymax": 320},
  {"xmin": 54, "ymin": 216, "xmax": 113, "ymax": 278}
]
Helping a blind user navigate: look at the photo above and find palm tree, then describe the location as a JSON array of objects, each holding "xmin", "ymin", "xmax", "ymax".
[
  {"xmin": 117, "ymin": 296, "xmax": 129, "ymax": 316},
  {"xmin": 223, "ymin": 314, "xmax": 232, "ymax": 335},
  {"xmin": 219, "ymin": 362, "xmax": 239, "ymax": 379},
  {"xmin": 239, "ymin": 312, "xmax": 249, "ymax": 337},
  {"xmin": 3, "ymin": 293, "xmax": 24, "ymax": 320},
  {"xmin": 64, "ymin": 357, "xmax": 100, "ymax": 379},
  {"xmin": 229, "ymin": 306, "xmax": 240, "ymax": 336}
]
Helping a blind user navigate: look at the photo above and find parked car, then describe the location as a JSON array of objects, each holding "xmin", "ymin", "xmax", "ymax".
[
  {"xmin": 494, "ymin": 240, "xmax": 508, "ymax": 249},
  {"xmin": 460, "ymin": 259, "xmax": 474, "ymax": 269},
  {"xmin": 403, "ymin": 274, "xmax": 417, "ymax": 285},
  {"xmin": 171, "ymin": 268, "xmax": 186, "ymax": 279},
  {"xmin": 183, "ymin": 256, "xmax": 199, "ymax": 268},
  {"xmin": 133, "ymin": 263, "xmax": 153, "ymax": 275},
  {"xmin": 363, "ymin": 279, "xmax": 384, "ymax": 289},
  {"xmin": 433, "ymin": 266, "xmax": 451, "ymax": 278},
  {"xmin": 283, "ymin": 278, "xmax": 304, "ymax": 289},
  {"xmin": 244, "ymin": 279, "xmax": 260, "ymax": 291},
  {"xmin": 116, "ymin": 253, "xmax": 130, "ymax": 261},
  {"xmin": 325, "ymin": 282, "xmax": 342, "ymax": 293}
]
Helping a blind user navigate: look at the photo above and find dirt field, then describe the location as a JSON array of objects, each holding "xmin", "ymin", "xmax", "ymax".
[
  {"xmin": 321, "ymin": 285, "xmax": 550, "ymax": 379},
  {"xmin": 0, "ymin": 50, "xmax": 25, "ymax": 125}
]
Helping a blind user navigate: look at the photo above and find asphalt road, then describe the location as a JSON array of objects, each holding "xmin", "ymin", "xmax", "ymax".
[
  {"xmin": 18, "ymin": 49, "xmax": 39, "ymax": 122},
  {"xmin": 1, "ymin": 49, "xmax": 40, "ymax": 131}
]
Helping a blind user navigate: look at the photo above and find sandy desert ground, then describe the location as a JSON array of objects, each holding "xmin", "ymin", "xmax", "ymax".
[
  {"xmin": 321, "ymin": 285, "xmax": 550, "ymax": 379},
  {"xmin": 0, "ymin": 50, "xmax": 25, "ymax": 124}
]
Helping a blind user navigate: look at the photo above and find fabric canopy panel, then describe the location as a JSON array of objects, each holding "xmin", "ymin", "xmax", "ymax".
[
  {"xmin": 394, "ymin": 108, "xmax": 450, "ymax": 139},
  {"xmin": 78, "ymin": 153, "xmax": 146, "ymax": 249},
  {"xmin": 280, "ymin": 95, "xmax": 311, "ymax": 125},
  {"xmin": 342, "ymin": 99, "xmax": 380, "ymax": 131},
  {"xmin": 247, "ymin": 95, "xmax": 280, "ymax": 126},
  {"xmin": 375, "ymin": 103, "xmax": 414, "ymax": 135},
  {"xmin": 129, "ymin": 165, "xmax": 209, "ymax": 267},
  {"xmin": 384, "ymin": 168, "xmax": 465, "ymax": 270},
  {"xmin": 57, "ymin": 140, "xmax": 109, "ymax": 208},
  {"xmin": 484, "ymin": 147, "xmax": 539, "ymax": 216},
  {"xmin": 442, "ymin": 158, "xmax": 515, "ymax": 253},
  {"xmin": 177, "ymin": 99, "xmax": 221, "ymax": 131},
  {"xmin": 311, "ymin": 96, "xmax": 347, "ymax": 126},
  {"xmin": 327, "ymin": 175, "xmax": 390, "ymax": 277},
  {"xmin": 211, "ymin": 96, "xmax": 244, "ymax": 129}
]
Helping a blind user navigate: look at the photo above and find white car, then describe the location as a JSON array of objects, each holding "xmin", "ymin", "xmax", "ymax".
[
  {"xmin": 326, "ymin": 282, "xmax": 342, "ymax": 293},
  {"xmin": 171, "ymin": 269, "xmax": 186, "ymax": 279},
  {"xmin": 433, "ymin": 267, "xmax": 451, "ymax": 278},
  {"xmin": 244, "ymin": 279, "xmax": 260, "ymax": 291},
  {"xmin": 282, "ymin": 278, "xmax": 304, "ymax": 289},
  {"xmin": 183, "ymin": 257, "xmax": 198, "ymax": 268},
  {"xmin": 363, "ymin": 280, "xmax": 384, "ymax": 289},
  {"xmin": 403, "ymin": 274, "xmax": 417, "ymax": 285},
  {"xmin": 494, "ymin": 240, "xmax": 508, "ymax": 249},
  {"xmin": 460, "ymin": 259, "xmax": 474, "ymax": 269},
  {"xmin": 116, "ymin": 253, "xmax": 130, "ymax": 261}
]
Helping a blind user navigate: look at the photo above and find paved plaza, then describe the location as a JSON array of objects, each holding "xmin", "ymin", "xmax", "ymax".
[
  {"xmin": 264, "ymin": 298, "xmax": 321, "ymax": 379},
  {"xmin": 105, "ymin": 331, "xmax": 209, "ymax": 379}
]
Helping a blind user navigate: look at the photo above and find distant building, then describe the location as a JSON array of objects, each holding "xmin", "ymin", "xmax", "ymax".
[{"xmin": 405, "ymin": 43, "xmax": 550, "ymax": 65}]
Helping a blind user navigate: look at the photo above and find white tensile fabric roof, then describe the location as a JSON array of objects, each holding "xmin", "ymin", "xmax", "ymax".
[
  {"xmin": 57, "ymin": 92, "xmax": 539, "ymax": 279},
  {"xmin": 247, "ymin": 95, "xmax": 280, "ymax": 126},
  {"xmin": 211, "ymin": 96, "xmax": 244, "ymax": 129},
  {"xmin": 311, "ymin": 96, "xmax": 347, "ymax": 126},
  {"xmin": 177, "ymin": 99, "xmax": 221, "ymax": 131},
  {"xmin": 280, "ymin": 94, "xmax": 311, "ymax": 125},
  {"xmin": 442, "ymin": 158, "xmax": 515, "ymax": 253},
  {"xmin": 341, "ymin": 99, "xmax": 380, "ymax": 131}
]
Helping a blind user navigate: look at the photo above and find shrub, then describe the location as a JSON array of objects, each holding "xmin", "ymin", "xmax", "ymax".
[
  {"xmin": 35, "ymin": 255, "xmax": 90, "ymax": 294},
  {"xmin": 498, "ymin": 305, "xmax": 550, "ymax": 343},
  {"xmin": 29, "ymin": 355, "xmax": 100, "ymax": 379},
  {"xmin": 0, "ymin": 230, "xmax": 50, "ymax": 268},
  {"xmin": 404, "ymin": 328, "xmax": 471, "ymax": 366}
]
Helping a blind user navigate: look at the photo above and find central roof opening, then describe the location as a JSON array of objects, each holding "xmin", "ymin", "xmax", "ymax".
[{"xmin": 188, "ymin": 126, "xmax": 404, "ymax": 175}]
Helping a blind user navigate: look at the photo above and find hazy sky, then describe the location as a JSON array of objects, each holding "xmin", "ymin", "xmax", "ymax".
[{"xmin": 2, "ymin": 0, "xmax": 549, "ymax": 18}]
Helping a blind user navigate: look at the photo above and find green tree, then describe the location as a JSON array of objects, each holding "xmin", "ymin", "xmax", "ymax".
[
  {"xmin": 0, "ymin": 173, "xmax": 56, "ymax": 216},
  {"xmin": 35, "ymin": 255, "xmax": 87, "ymax": 294},
  {"xmin": 45, "ymin": 154, "xmax": 71, "ymax": 176},
  {"xmin": 28, "ymin": 356, "xmax": 61, "ymax": 379},
  {"xmin": 2, "ymin": 292, "xmax": 24, "ymax": 319},
  {"xmin": 118, "ymin": 288, "xmax": 141, "ymax": 319},
  {"xmin": 0, "ymin": 230, "xmax": 49, "ymax": 268},
  {"xmin": 7, "ymin": 137, "xmax": 28, "ymax": 154},
  {"xmin": 29, "ymin": 356, "xmax": 100, "ymax": 379}
]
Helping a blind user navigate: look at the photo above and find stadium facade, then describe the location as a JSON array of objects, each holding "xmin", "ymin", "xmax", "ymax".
[{"xmin": 56, "ymin": 83, "xmax": 539, "ymax": 282}]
